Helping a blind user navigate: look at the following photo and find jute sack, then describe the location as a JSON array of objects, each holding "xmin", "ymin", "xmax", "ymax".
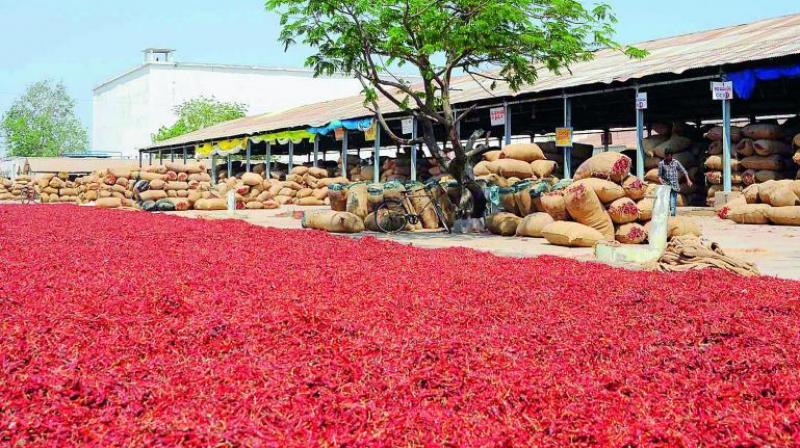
[
  {"xmin": 516, "ymin": 212, "xmax": 554, "ymax": 238},
  {"xmin": 345, "ymin": 183, "xmax": 369, "ymax": 220},
  {"xmin": 540, "ymin": 191, "xmax": 569, "ymax": 221},
  {"xmin": 644, "ymin": 156, "xmax": 661, "ymax": 170},
  {"xmin": 542, "ymin": 221, "xmax": 604, "ymax": 247},
  {"xmin": 500, "ymin": 143, "xmax": 545, "ymax": 163},
  {"xmin": 494, "ymin": 159, "xmax": 533, "ymax": 179},
  {"xmin": 499, "ymin": 187, "xmax": 519, "ymax": 216},
  {"xmin": 742, "ymin": 184, "xmax": 760, "ymax": 203},
  {"xmin": 194, "ymin": 198, "xmax": 228, "ymax": 211},
  {"xmin": 740, "ymin": 155, "xmax": 784, "ymax": 171},
  {"xmin": 743, "ymin": 123, "xmax": 783, "ymax": 140},
  {"xmin": 622, "ymin": 176, "xmax": 646, "ymax": 201},
  {"xmin": 483, "ymin": 150, "xmax": 502, "ymax": 162},
  {"xmin": 139, "ymin": 171, "xmax": 167, "ymax": 182},
  {"xmin": 165, "ymin": 181, "xmax": 189, "ymax": 191},
  {"xmin": 296, "ymin": 188, "xmax": 313, "ymax": 199},
  {"xmin": 572, "ymin": 178, "xmax": 625, "ymax": 204},
  {"xmin": 364, "ymin": 211, "xmax": 380, "ymax": 231},
  {"xmin": 753, "ymin": 140, "xmax": 793, "ymax": 157},
  {"xmin": 313, "ymin": 187, "xmax": 329, "ymax": 200},
  {"xmin": 60, "ymin": 188, "xmax": 78, "ymax": 196},
  {"xmin": 707, "ymin": 141, "xmax": 723, "ymax": 155},
  {"xmin": 728, "ymin": 204, "xmax": 771, "ymax": 224},
  {"xmin": 408, "ymin": 184, "xmax": 439, "ymax": 229},
  {"xmin": 109, "ymin": 167, "xmax": 132, "ymax": 179},
  {"xmin": 616, "ymin": 223, "xmax": 648, "ymax": 244},
  {"xmin": 607, "ymin": 197, "xmax": 640, "ymax": 224},
  {"xmin": 705, "ymin": 126, "xmax": 743, "ymax": 143},
  {"xmin": 165, "ymin": 198, "xmax": 191, "ymax": 211},
  {"xmin": 513, "ymin": 181, "xmax": 535, "ymax": 216},
  {"xmin": 637, "ymin": 198, "xmax": 654, "ymax": 222},
  {"xmin": 737, "ymin": 139, "xmax": 755, "ymax": 157},
  {"xmin": 241, "ymin": 172, "xmax": 264, "ymax": 186},
  {"xmin": 791, "ymin": 180, "xmax": 800, "ymax": 198},
  {"xmin": 139, "ymin": 190, "xmax": 167, "ymax": 202},
  {"xmin": 245, "ymin": 201, "xmax": 264, "ymax": 210},
  {"xmin": 643, "ymin": 134, "xmax": 669, "ymax": 156},
  {"xmin": 652, "ymin": 135, "xmax": 693, "ymax": 158},
  {"xmin": 367, "ymin": 184, "xmax": 384, "ymax": 212},
  {"xmin": 758, "ymin": 180, "xmax": 793, "ymax": 204},
  {"xmin": 764, "ymin": 186, "xmax": 799, "ymax": 207},
  {"xmin": 291, "ymin": 166, "xmax": 309, "ymax": 176},
  {"xmin": 328, "ymin": 184, "xmax": 348, "ymax": 211},
  {"xmin": 715, "ymin": 195, "xmax": 747, "ymax": 213},
  {"xmin": 473, "ymin": 161, "xmax": 497, "ymax": 176},
  {"xmin": 296, "ymin": 197, "xmax": 324, "ymax": 206},
  {"xmin": 302, "ymin": 211, "xmax": 365, "ymax": 233},
  {"xmin": 767, "ymin": 206, "xmax": 800, "ymax": 226},
  {"xmin": 794, "ymin": 150, "xmax": 800, "ymax": 166},
  {"xmin": 644, "ymin": 168, "xmax": 660, "ymax": 184},
  {"xmin": 487, "ymin": 213, "xmax": 522, "ymax": 236},
  {"xmin": 564, "ymin": 182, "xmax": 615, "ymax": 240},
  {"xmin": 644, "ymin": 217, "xmax": 702, "ymax": 239},
  {"xmin": 263, "ymin": 200, "xmax": 280, "ymax": 209},
  {"xmin": 95, "ymin": 197, "xmax": 122, "ymax": 209},
  {"xmin": 573, "ymin": 152, "xmax": 632, "ymax": 183},
  {"xmin": 308, "ymin": 167, "xmax": 328, "ymax": 178},
  {"xmin": 530, "ymin": 160, "xmax": 556, "ymax": 178}
]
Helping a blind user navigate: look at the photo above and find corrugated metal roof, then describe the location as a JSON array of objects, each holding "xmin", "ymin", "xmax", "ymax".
[
  {"xmin": 23, "ymin": 158, "xmax": 141, "ymax": 174},
  {"xmin": 145, "ymin": 12, "xmax": 800, "ymax": 151}
]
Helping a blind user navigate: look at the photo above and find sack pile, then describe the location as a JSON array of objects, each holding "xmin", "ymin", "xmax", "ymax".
[
  {"xmin": 486, "ymin": 152, "xmax": 702, "ymax": 247},
  {"xmin": 722, "ymin": 180, "xmax": 800, "ymax": 226},
  {"xmin": 643, "ymin": 122, "xmax": 705, "ymax": 206},
  {"xmin": 473, "ymin": 143, "xmax": 559, "ymax": 185},
  {"xmin": 705, "ymin": 123, "xmax": 797, "ymax": 206},
  {"xmin": 0, "ymin": 176, "xmax": 18, "ymax": 200},
  {"xmin": 35, "ymin": 173, "xmax": 80, "ymax": 204}
]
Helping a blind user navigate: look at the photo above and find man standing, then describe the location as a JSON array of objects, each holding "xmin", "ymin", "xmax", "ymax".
[{"xmin": 658, "ymin": 149, "xmax": 693, "ymax": 216}]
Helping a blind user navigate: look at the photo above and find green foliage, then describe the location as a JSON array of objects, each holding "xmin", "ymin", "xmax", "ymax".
[
  {"xmin": 152, "ymin": 96, "xmax": 248, "ymax": 143},
  {"xmin": 0, "ymin": 80, "xmax": 88, "ymax": 157}
]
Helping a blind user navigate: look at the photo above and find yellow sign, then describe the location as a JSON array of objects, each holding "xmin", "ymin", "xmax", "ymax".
[
  {"xmin": 364, "ymin": 122, "xmax": 377, "ymax": 141},
  {"xmin": 555, "ymin": 127, "xmax": 573, "ymax": 147}
]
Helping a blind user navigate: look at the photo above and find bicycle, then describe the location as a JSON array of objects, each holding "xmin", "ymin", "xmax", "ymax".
[
  {"xmin": 374, "ymin": 184, "xmax": 451, "ymax": 234},
  {"xmin": 19, "ymin": 185, "xmax": 38, "ymax": 205}
]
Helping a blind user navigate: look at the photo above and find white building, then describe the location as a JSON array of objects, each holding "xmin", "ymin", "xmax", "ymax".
[{"xmin": 92, "ymin": 49, "xmax": 364, "ymax": 158}]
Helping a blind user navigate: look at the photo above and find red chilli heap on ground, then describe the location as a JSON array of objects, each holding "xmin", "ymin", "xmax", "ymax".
[{"xmin": 1, "ymin": 204, "xmax": 799, "ymax": 447}]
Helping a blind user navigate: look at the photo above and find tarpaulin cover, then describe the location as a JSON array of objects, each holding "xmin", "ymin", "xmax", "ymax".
[
  {"xmin": 308, "ymin": 118, "xmax": 374, "ymax": 136},
  {"xmin": 250, "ymin": 130, "xmax": 315, "ymax": 145},
  {"xmin": 728, "ymin": 64, "xmax": 800, "ymax": 100}
]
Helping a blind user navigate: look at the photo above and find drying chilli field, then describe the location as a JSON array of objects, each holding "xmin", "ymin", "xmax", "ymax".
[{"xmin": 2, "ymin": 204, "xmax": 800, "ymax": 446}]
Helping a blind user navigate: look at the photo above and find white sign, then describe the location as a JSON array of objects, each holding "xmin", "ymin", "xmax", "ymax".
[
  {"xmin": 490, "ymin": 107, "xmax": 506, "ymax": 127},
  {"xmin": 401, "ymin": 118, "xmax": 413, "ymax": 135},
  {"xmin": 712, "ymin": 81, "xmax": 734, "ymax": 100},
  {"xmin": 636, "ymin": 92, "xmax": 648, "ymax": 110}
]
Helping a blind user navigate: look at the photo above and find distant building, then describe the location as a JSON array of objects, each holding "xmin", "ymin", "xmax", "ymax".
[{"xmin": 92, "ymin": 49, "xmax": 364, "ymax": 158}]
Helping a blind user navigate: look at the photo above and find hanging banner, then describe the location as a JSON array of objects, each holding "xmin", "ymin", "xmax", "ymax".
[
  {"xmin": 401, "ymin": 118, "xmax": 413, "ymax": 135},
  {"xmin": 711, "ymin": 81, "xmax": 734, "ymax": 100},
  {"xmin": 555, "ymin": 127, "xmax": 573, "ymax": 147},
  {"xmin": 490, "ymin": 107, "xmax": 505, "ymax": 127},
  {"xmin": 334, "ymin": 127, "xmax": 345, "ymax": 141},
  {"xmin": 636, "ymin": 92, "xmax": 648, "ymax": 110},
  {"xmin": 364, "ymin": 122, "xmax": 377, "ymax": 141}
]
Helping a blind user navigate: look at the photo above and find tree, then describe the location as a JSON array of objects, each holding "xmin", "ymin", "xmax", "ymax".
[
  {"xmin": 0, "ymin": 80, "xmax": 88, "ymax": 157},
  {"xmin": 152, "ymin": 96, "xmax": 248, "ymax": 143},
  {"xmin": 266, "ymin": 0, "xmax": 645, "ymax": 216}
]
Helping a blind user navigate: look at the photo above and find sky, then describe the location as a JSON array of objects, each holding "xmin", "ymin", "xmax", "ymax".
[{"xmin": 0, "ymin": 0, "xmax": 798, "ymax": 153}]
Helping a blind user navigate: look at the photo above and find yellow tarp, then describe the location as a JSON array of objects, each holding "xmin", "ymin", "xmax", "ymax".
[{"xmin": 194, "ymin": 130, "xmax": 315, "ymax": 158}]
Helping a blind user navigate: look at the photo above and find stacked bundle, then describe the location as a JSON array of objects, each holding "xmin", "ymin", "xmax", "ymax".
[
  {"xmin": 278, "ymin": 165, "xmax": 343, "ymax": 206},
  {"xmin": 473, "ymin": 143, "xmax": 559, "ymax": 186},
  {"xmin": 376, "ymin": 154, "xmax": 437, "ymax": 182},
  {"xmin": 723, "ymin": 180, "xmax": 800, "ymax": 226},
  {"xmin": 489, "ymin": 152, "xmax": 701, "ymax": 247},
  {"xmin": 538, "ymin": 141, "xmax": 594, "ymax": 173},
  {"xmin": 75, "ymin": 167, "xmax": 139, "ymax": 209},
  {"xmin": 703, "ymin": 125, "xmax": 744, "ymax": 205},
  {"xmin": 734, "ymin": 123, "xmax": 795, "ymax": 199},
  {"xmin": 0, "ymin": 177, "xmax": 15, "ymax": 200},
  {"xmin": 35, "ymin": 173, "xmax": 80, "ymax": 204},
  {"xmin": 642, "ymin": 123, "xmax": 705, "ymax": 206},
  {"xmin": 7, "ymin": 175, "xmax": 34, "ymax": 201}
]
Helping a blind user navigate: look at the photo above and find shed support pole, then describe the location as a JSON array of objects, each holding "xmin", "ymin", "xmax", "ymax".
[
  {"xmin": 503, "ymin": 101, "xmax": 512, "ymax": 146},
  {"xmin": 455, "ymin": 110, "xmax": 461, "ymax": 141},
  {"xmin": 342, "ymin": 131, "xmax": 349, "ymax": 180},
  {"xmin": 139, "ymin": 152, "xmax": 142, "ymax": 169},
  {"xmin": 149, "ymin": 153, "xmax": 153, "ymax": 165},
  {"xmin": 265, "ymin": 142, "xmax": 272, "ymax": 179},
  {"xmin": 313, "ymin": 136, "xmax": 319, "ymax": 168},
  {"xmin": 170, "ymin": 149, "xmax": 174, "ymax": 162},
  {"xmin": 211, "ymin": 155, "xmax": 217, "ymax": 184},
  {"xmin": 159, "ymin": 150, "xmax": 163, "ymax": 166},
  {"xmin": 288, "ymin": 141, "xmax": 294, "ymax": 173},
  {"xmin": 373, "ymin": 123, "xmax": 381, "ymax": 183},
  {"xmin": 182, "ymin": 146, "xmax": 187, "ymax": 164},
  {"xmin": 722, "ymin": 92, "xmax": 733, "ymax": 193},
  {"xmin": 245, "ymin": 140, "xmax": 252, "ymax": 173},
  {"xmin": 227, "ymin": 156, "xmax": 232, "ymax": 178},
  {"xmin": 635, "ymin": 87, "xmax": 645, "ymax": 180},
  {"xmin": 563, "ymin": 97, "xmax": 572, "ymax": 179},
  {"xmin": 411, "ymin": 117, "xmax": 418, "ymax": 181}
]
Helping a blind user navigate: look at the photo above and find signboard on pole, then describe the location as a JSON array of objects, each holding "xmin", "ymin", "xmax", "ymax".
[
  {"xmin": 401, "ymin": 118, "xmax": 413, "ymax": 135},
  {"xmin": 334, "ymin": 127, "xmax": 345, "ymax": 141},
  {"xmin": 555, "ymin": 127, "xmax": 573, "ymax": 147},
  {"xmin": 364, "ymin": 122, "xmax": 377, "ymax": 141},
  {"xmin": 636, "ymin": 92, "xmax": 648, "ymax": 110},
  {"xmin": 490, "ymin": 107, "xmax": 506, "ymax": 127},
  {"xmin": 711, "ymin": 81, "xmax": 734, "ymax": 100}
]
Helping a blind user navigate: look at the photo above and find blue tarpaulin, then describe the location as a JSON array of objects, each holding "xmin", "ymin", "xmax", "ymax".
[
  {"xmin": 307, "ymin": 118, "xmax": 374, "ymax": 135},
  {"xmin": 728, "ymin": 64, "xmax": 800, "ymax": 100}
]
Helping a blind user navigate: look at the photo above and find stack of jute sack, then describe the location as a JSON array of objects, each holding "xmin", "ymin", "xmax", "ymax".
[
  {"xmin": 376, "ymin": 154, "xmax": 438, "ymax": 183},
  {"xmin": 486, "ymin": 152, "xmax": 702, "ymax": 247},
  {"xmin": 74, "ymin": 167, "xmax": 140, "ymax": 209},
  {"xmin": 473, "ymin": 143, "xmax": 559, "ymax": 185},
  {"xmin": 722, "ymin": 180, "xmax": 800, "ymax": 226},
  {"xmin": 0, "ymin": 177, "xmax": 16, "ymax": 201},
  {"xmin": 642, "ymin": 122, "xmax": 705, "ymax": 206},
  {"xmin": 3, "ymin": 175, "xmax": 34, "ymax": 201},
  {"xmin": 282, "ymin": 165, "xmax": 345, "ymax": 206},
  {"xmin": 704, "ymin": 125, "xmax": 744, "ymax": 205},
  {"xmin": 35, "ymin": 173, "xmax": 80, "ymax": 204}
]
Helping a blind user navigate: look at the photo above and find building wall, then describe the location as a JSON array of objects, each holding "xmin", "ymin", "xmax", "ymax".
[{"xmin": 92, "ymin": 63, "xmax": 363, "ymax": 158}]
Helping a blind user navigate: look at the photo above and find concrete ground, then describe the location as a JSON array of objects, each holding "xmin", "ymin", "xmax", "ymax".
[{"xmin": 170, "ymin": 206, "xmax": 800, "ymax": 281}]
